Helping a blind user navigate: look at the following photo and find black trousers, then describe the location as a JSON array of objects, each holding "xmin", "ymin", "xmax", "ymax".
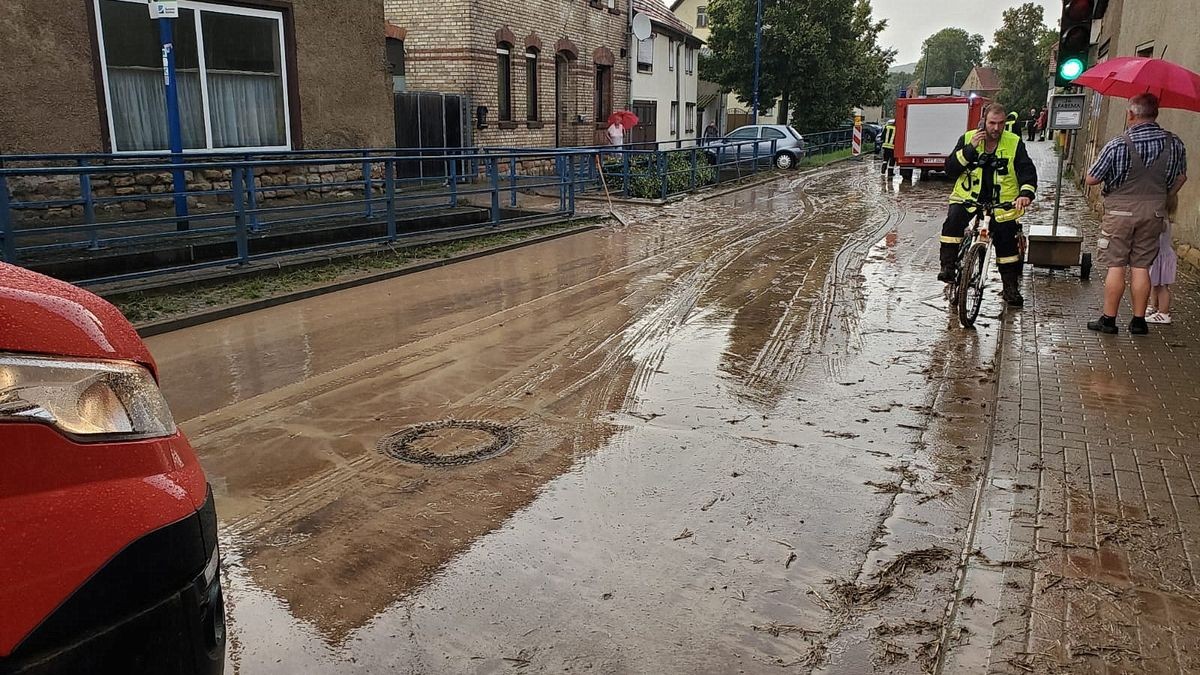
[
  {"xmin": 881, "ymin": 148, "xmax": 895, "ymax": 173},
  {"xmin": 939, "ymin": 204, "xmax": 1023, "ymax": 274}
]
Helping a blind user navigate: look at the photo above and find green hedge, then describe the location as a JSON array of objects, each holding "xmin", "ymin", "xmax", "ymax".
[{"xmin": 603, "ymin": 152, "xmax": 718, "ymax": 200}]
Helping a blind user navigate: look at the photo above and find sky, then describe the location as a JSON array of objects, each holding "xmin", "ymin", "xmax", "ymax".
[{"xmin": 869, "ymin": 0, "xmax": 1061, "ymax": 66}]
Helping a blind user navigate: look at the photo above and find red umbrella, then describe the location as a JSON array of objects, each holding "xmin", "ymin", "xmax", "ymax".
[
  {"xmin": 617, "ymin": 110, "xmax": 640, "ymax": 128},
  {"xmin": 606, "ymin": 112, "xmax": 625, "ymax": 126},
  {"xmin": 1075, "ymin": 57, "xmax": 1200, "ymax": 112}
]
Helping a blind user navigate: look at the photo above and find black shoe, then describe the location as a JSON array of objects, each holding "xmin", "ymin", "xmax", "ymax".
[
  {"xmin": 1087, "ymin": 315, "xmax": 1118, "ymax": 334},
  {"xmin": 937, "ymin": 267, "xmax": 956, "ymax": 283},
  {"xmin": 1003, "ymin": 287, "xmax": 1025, "ymax": 307},
  {"xmin": 1130, "ymin": 317, "xmax": 1149, "ymax": 335}
]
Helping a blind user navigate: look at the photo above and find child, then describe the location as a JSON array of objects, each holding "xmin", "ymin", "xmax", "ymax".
[{"xmin": 1147, "ymin": 218, "xmax": 1177, "ymax": 324}]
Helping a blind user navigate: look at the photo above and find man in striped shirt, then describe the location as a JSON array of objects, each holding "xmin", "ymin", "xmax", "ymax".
[{"xmin": 1085, "ymin": 94, "xmax": 1188, "ymax": 335}]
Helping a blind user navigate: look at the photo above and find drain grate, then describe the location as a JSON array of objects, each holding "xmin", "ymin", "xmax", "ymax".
[{"xmin": 378, "ymin": 419, "xmax": 516, "ymax": 466}]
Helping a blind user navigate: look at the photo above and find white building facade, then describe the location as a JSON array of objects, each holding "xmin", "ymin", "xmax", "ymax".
[{"xmin": 630, "ymin": 0, "xmax": 702, "ymax": 145}]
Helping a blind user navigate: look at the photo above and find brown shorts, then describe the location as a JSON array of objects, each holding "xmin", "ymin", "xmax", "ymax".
[{"xmin": 1098, "ymin": 204, "xmax": 1164, "ymax": 268}]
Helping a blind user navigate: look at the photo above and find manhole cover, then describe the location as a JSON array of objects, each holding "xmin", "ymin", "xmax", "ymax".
[{"xmin": 378, "ymin": 419, "xmax": 516, "ymax": 466}]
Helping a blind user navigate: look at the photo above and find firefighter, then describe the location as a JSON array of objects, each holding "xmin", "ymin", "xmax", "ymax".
[
  {"xmin": 880, "ymin": 118, "xmax": 897, "ymax": 175},
  {"xmin": 938, "ymin": 103, "xmax": 1038, "ymax": 307},
  {"xmin": 1004, "ymin": 110, "xmax": 1019, "ymax": 134}
]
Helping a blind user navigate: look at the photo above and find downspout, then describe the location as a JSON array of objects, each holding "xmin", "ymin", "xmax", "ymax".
[
  {"xmin": 676, "ymin": 39, "xmax": 683, "ymax": 147},
  {"xmin": 628, "ymin": 0, "xmax": 635, "ymax": 108}
]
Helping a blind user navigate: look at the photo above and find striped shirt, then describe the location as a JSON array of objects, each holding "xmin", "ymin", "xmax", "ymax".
[{"xmin": 1088, "ymin": 122, "xmax": 1188, "ymax": 194}]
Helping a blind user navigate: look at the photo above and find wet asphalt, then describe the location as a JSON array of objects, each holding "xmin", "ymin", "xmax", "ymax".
[{"xmin": 147, "ymin": 156, "xmax": 1024, "ymax": 673}]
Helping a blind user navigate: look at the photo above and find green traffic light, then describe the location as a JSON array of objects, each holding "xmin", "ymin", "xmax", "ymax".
[{"xmin": 1060, "ymin": 57, "xmax": 1085, "ymax": 81}]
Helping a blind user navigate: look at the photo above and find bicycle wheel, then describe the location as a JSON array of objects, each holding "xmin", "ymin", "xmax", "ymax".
[{"xmin": 957, "ymin": 242, "xmax": 988, "ymax": 328}]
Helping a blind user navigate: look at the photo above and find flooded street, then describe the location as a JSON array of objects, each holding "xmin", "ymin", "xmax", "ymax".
[{"xmin": 149, "ymin": 159, "xmax": 1021, "ymax": 673}]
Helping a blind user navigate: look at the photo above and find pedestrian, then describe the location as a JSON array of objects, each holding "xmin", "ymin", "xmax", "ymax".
[
  {"xmin": 1026, "ymin": 108, "xmax": 1038, "ymax": 141},
  {"xmin": 1004, "ymin": 111, "xmax": 1019, "ymax": 134},
  {"xmin": 606, "ymin": 119, "xmax": 625, "ymax": 148},
  {"xmin": 939, "ymin": 103, "xmax": 1038, "ymax": 307},
  {"xmin": 1036, "ymin": 107, "xmax": 1048, "ymax": 142},
  {"xmin": 1085, "ymin": 93, "xmax": 1188, "ymax": 335},
  {"xmin": 1146, "ymin": 217, "xmax": 1178, "ymax": 324},
  {"xmin": 880, "ymin": 118, "xmax": 897, "ymax": 176},
  {"xmin": 703, "ymin": 121, "xmax": 719, "ymax": 146}
]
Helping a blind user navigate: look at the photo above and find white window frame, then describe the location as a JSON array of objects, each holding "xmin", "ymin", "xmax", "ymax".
[
  {"xmin": 670, "ymin": 101, "xmax": 679, "ymax": 135},
  {"xmin": 93, "ymin": 0, "xmax": 292, "ymax": 154},
  {"xmin": 637, "ymin": 34, "xmax": 654, "ymax": 72},
  {"xmin": 696, "ymin": 6, "xmax": 708, "ymax": 28},
  {"xmin": 685, "ymin": 46, "xmax": 694, "ymax": 74},
  {"xmin": 669, "ymin": 39, "xmax": 676, "ymax": 71}
]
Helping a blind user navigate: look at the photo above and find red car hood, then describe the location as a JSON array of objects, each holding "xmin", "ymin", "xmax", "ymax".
[{"xmin": 0, "ymin": 264, "xmax": 154, "ymax": 371}]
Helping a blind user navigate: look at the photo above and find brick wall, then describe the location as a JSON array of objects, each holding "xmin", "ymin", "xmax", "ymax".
[{"xmin": 387, "ymin": 0, "xmax": 631, "ymax": 148}]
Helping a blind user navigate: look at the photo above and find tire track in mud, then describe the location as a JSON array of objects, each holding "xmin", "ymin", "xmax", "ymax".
[{"xmin": 206, "ymin": 173, "xmax": 838, "ymax": 540}]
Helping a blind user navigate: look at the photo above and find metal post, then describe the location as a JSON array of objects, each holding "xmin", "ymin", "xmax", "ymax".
[
  {"xmin": 921, "ymin": 50, "xmax": 930, "ymax": 96},
  {"xmin": 566, "ymin": 154, "xmax": 576, "ymax": 214},
  {"xmin": 751, "ymin": 0, "xmax": 764, "ymax": 125},
  {"xmin": 0, "ymin": 174, "xmax": 14, "ymax": 263},
  {"xmin": 362, "ymin": 154, "xmax": 374, "ymax": 219},
  {"xmin": 557, "ymin": 155, "xmax": 567, "ymax": 212},
  {"xmin": 385, "ymin": 159, "xmax": 397, "ymax": 242},
  {"xmin": 1051, "ymin": 132, "xmax": 1070, "ymax": 236},
  {"xmin": 244, "ymin": 156, "xmax": 261, "ymax": 233},
  {"xmin": 232, "ymin": 167, "xmax": 249, "ymax": 264},
  {"xmin": 622, "ymin": 150, "xmax": 631, "ymax": 197},
  {"xmin": 80, "ymin": 160, "xmax": 99, "ymax": 250},
  {"xmin": 690, "ymin": 148, "xmax": 698, "ymax": 190},
  {"xmin": 659, "ymin": 151, "xmax": 669, "ymax": 200},
  {"xmin": 509, "ymin": 153, "xmax": 518, "ymax": 208},
  {"xmin": 158, "ymin": 17, "xmax": 190, "ymax": 230},
  {"xmin": 448, "ymin": 152, "xmax": 458, "ymax": 208},
  {"xmin": 489, "ymin": 157, "xmax": 501, "ymax": 226}
]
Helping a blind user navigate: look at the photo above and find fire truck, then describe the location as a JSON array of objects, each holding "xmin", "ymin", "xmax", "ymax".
[{"xmin": 893, "ymin": 92, "xmax": 989, "ymax": 180}]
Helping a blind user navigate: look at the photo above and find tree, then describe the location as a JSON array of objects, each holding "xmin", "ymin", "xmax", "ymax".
[
  {"xmin": 913, "ymin": 28, "xmax": 984, "ymax": 91},
  {"xmin": 988, "ymin": 3, "xmax": 1057, "ymax": 116},
  {"xmin": 701, "ymin": 0, "xmax": 894, "ymax": 132},
  {"xmin": 882, "ymin": 70, "xmax": 913, "ymax": 118}
]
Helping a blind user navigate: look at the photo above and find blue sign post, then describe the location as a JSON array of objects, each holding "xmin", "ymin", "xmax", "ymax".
[{"xmin": 156, "ymin": 8, "xmax": 190, "ymax": 230}]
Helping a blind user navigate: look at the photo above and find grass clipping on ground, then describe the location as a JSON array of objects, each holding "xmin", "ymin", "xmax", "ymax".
[{"xmin": 112, "ymin": 221, "xmax": 587, "ymax": 325}]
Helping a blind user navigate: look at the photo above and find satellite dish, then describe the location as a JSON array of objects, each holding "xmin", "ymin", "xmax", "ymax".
[{"xmin": 632, "ymin": 13, "xmax": 652, "ymax": 41}]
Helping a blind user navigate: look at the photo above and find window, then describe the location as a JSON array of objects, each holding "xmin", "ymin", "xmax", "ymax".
[
  {"xmin": 387, "ymin": 38, "xmax": 406, "ymax": 93},
  {"xmin": 686, "ymin": 103, "xmax": 695, "ymax": 132},
  {"xmin": 670, "ymin": 101, "xmax": 679, "ymax": 135},
  {"xmin": 525, "ymin": 49, "xmax": 539, "ymax": 121},
  {"xmin": 595, "ymin": 64, "xmax": 613, "ymax": 122},
  {"xmin": 637, "ymin": 35, "xmax": 654, "ymax": 73},
  {"xmin": 95, "ymin": 0, "xmax": 290, "ymax": 152},
  {"xmin": 727, "ymin": 127, "xmax": 758, "ymax": 140},
  {"xmin": 696, "ymin": 5, "xmax": 708, "ymax": 28},
  {"xmin": 1136, "ymin": 42, "xmax": 1154, "ymax": 58},
  {"xmin": 685, "ymin": 46, "xmax": 694, "ymax": 74},
  {"xmin": 497, "ymin": 43, "xmax": 513, "ymax": 121},
  {"xmin": 669, "ymin": 39, "xmax": 676, "ymax": 71},
  {"xmin": 763, "ymin": 128, "xmax": 786, "ymax": 141}
]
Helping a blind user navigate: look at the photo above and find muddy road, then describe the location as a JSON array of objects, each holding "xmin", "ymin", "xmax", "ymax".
[{"xmin": 149, "ymin": 160, "xmax": 1010, "ymax": 673}]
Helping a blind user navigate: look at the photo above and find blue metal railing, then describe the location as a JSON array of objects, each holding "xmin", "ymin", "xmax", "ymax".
[{"xmin": 0, "ymin": 128, "xmax": 859, "ymax": 285}]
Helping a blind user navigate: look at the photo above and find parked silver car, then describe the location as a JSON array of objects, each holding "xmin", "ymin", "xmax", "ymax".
[{"xmin": 704, "ymin": 124, "xmax": 807, "ymax": 170}]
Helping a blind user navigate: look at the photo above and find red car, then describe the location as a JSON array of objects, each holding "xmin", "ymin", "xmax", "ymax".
[{"xmin": 0, "ymin": 264, "xmax": 224, "ymax": 674}]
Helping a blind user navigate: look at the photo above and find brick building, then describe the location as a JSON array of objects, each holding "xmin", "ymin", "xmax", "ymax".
[
  {"xmin": 385, "ymin": 0, "xmax": 632, "ymax": 148},
  {"xmin": 0, "ymin": 0, "xmax": 395, "ymax": 154}
]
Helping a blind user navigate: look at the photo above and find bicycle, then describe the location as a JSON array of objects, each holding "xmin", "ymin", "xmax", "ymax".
[{"xmin": 945, "ymin": 199, "xmax": 1015, "ymax": 329}]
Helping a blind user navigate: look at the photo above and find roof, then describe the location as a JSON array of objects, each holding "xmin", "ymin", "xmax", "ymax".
[
  {"xmin": 968, "ymin": 66, "xmax": 1001, "ymax": 92},
  {"xmin": 635, "ymin": 0, "xmax": 700, "ymax": 42}
]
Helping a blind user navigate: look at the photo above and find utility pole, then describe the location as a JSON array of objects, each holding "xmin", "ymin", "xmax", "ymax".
[
  {"xmin": 751, "ymin": 0, "xmax": 764, "ymax": 125},
  {"xmin": 152, "ymin": 1, "xmax": 190, "ymax": 230}
]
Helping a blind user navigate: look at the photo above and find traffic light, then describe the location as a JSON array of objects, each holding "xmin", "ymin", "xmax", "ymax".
[{"xmin": 1056, "ymin": 0, "xmax": 1094, "ymax": 86}]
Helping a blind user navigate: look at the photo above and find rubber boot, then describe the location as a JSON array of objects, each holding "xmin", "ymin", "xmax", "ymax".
[
  {"xmin": 1000, "ymin": 267, "xmax": 1024, "ymax": 307},
  {"xmin": 937, "ymin": 244, "xmax": 958, "ymax": 283}
]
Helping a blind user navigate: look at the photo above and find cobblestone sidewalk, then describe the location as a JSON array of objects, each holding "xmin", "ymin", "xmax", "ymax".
[{"xmin": 944, "ymin": 142, "xmax": 1200, "ymax": 674}]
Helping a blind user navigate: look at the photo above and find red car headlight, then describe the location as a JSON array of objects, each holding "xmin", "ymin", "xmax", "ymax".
[{"xmin": 0, "ymin": 353, "xmax": 176, "ymax": 440}]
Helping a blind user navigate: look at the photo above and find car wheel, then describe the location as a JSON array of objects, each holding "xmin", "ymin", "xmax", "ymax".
[{"xmin": 774, "ymin": 152, "xmax": 795, "ymax": 170}]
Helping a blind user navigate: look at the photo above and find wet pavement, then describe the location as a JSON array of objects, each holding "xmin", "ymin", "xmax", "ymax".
[{"xmin": 146, "ymin": 143, "xmax": 1200, "ymax": 673}]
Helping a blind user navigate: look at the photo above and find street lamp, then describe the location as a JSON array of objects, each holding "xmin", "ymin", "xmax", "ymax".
[
  {"xmin": 953, "ymin": 70, "xmax": 964, "ymax": 89},
  {"xmin": 751, "ymin": 0, "xmax": 764, "ymax": 125}
]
